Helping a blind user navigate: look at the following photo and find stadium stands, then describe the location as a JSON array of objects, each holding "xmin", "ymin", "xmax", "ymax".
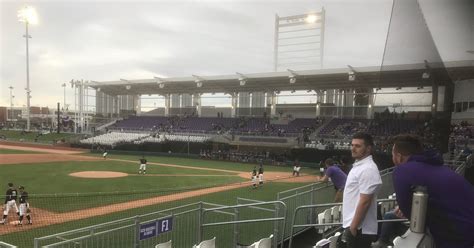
[
  {"xmin": 79, "ymin": 132, "xmax": 149, "ymax": 146},
  {"xmin": 318, "ymin": 118, "xmax": 423, "ymax": 138},
  {"xmin": 111, "ymin": 116, "xmax": 323, "ymax": 137}
]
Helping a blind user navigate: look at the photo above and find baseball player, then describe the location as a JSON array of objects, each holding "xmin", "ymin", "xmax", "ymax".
[
  {"xmin": 17, "ymin": 186, "xmax": 32, "ymax": 225},
  {"xmin": 258, "ymin": 164, "xmax": 264, "ymax": 186},
  {"xmin": 251, "ymin": 167, "xmax": 258, "ymax": 188},
  {"xmin": 102, "ymin": 149, "xmax": 108, "ymax": 159},
  {"xmin": 1, "ymin": 183, "xmax": 19, "ymax": 225},
  {"xmin": 139, "ymin": 156, "xmax": 147, "ymax": 174}
]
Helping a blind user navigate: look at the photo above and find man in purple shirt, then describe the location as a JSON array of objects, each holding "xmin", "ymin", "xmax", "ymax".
[
  {"xmin": 392, "ymin": 134, "xmax": 474, "ymax": 248},
  {"xmin": 318, "ymin": 158, "xmax": 347, "ymax": 202}
]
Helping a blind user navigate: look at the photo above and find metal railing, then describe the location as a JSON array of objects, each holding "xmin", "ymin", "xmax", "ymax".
[
  {"xmin": 34, "ymin": 202, "xmax": 217, "ymax": 248},
  {"xmin": 276, "ymin": 167, "xmax": 395, "ymax": 245},
  {"xmin": 288, "ymin": 198, "xmax": 406, "ymax": 248},
  {"xmin": 200, "ymin": 201, "xmax": 287, "ymax": 248},
  {"xmin": 0, "ymin": 242, "xmax": 17, "ymax": 248}
]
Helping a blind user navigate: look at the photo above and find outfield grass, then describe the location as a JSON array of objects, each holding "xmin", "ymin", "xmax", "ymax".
[
  {"xmin": 0, "ymin": 152, "xmax": 325, "ymax": 247},
  {"xmin": 87, "ymin": 152, "xmax": 320, "ymax": 174},
  {"xmin": 0, "ymin": 148, "xmax": 43, "ymax": 154},
  {"xmin": 0, "ymin": 181, "xmax": 320, "ymax": 248},
  {"xmin": 0, "ymin": 160, "xmax": 244, "ymax": 212}
]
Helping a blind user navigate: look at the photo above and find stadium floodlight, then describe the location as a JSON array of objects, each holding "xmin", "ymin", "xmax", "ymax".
[
  {"xmin": 18, "ymin": 6, "xmax": 38, "ymax": 24},
  {"xmin": 18, "ymin": 5, "xmax": 38, "ymax": 131},
  {"xmin": 348, "ymin": 71, "xmax": 356, "ymax": 81},
  {"xmin": 305, "ymin": 14, "xmax": 318, "ymax": 24},
  {"xmin": 159, "ymin": 83, "xmax": 165, "ymax": 89},
  {"xmin": 97, "ymin": 87, "xmax": 101, "ymax": 92},
  {"xmin": 287, "ymin": 69, "xmax": 298, "ymax": 84},
  {"xmin": 236, "ymin": 72, "xmax": 247, "ymax": 86},
  {"xmin": 347, "ymin": 65, "xmax": 357, "ymax": 81},
  {"xmin": 125, "ymin": 85, "xmax": 131, "ymax": 90},
  {"xmin": 192, "ymin": 75, "xmax": 205, "ymax": 88}
]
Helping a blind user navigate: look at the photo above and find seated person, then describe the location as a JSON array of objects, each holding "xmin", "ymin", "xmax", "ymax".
[{"xmin": 371, "ymin": 206, "xmax": 408, "ymax": 248}]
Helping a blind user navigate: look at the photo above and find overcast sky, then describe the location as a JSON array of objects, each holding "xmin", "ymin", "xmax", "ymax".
[{"xmin": 0, "ymin": 0, "xmax": 472, "ymax": 109}]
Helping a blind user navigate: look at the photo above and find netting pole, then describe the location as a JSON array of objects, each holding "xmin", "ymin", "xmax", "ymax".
[{"xmin": 134, "ymin": 215, "xmax": 140, "ymax": 248}]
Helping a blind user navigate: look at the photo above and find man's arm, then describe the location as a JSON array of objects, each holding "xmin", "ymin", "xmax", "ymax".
[
  {"xmin": 350, "ymin": 193, "xmax": 375, "ymax": 235},
  {"xmin": 393, "ymin": 168, "xmax": 413, "ymax": 218},
  {"xmin": 319, "ymin": 175, "xmax": 329, "ymax": 182}
]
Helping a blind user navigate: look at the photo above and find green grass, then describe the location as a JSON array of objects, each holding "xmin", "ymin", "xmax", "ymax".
[
  {"xmin": 0, "ymin": 148, "xmax": 43, "ymax": 154},
  {"xmin": 0, "ymin": 152, "xmax": 326, "ymax": 247},
  {"xmin": 0, "ymin": 130, "xmax": 80, "ymax": 144},
  {"xmin": 0, "ymin": 160, "xmax": 243, "ymax": 212},
  {"xmin": 0, "ymin": 181, "xmax": 321, "ymax": 248},
  {"xmin": 88, "ymin": 152, "xmax": 320, "ymax": 174}
]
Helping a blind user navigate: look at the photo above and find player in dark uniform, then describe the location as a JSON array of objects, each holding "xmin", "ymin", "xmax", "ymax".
[
  {"xmin": 251, "ymin": 167, "xmax": 258, "ymax": 188},
  {"xmin": 18, "ymin": 186, "xmax": 32, "ymax": 225},
  {"xmin": 139, "ymin": 156, "xmax": 147, "ymax": 174},
  {"xmin": 1, "ymin": 183, "xmax": 19, "ymax": 225}
]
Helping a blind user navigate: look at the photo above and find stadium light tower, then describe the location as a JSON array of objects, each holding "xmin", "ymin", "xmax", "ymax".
[
  {"xmin": 274, "ymin": 10, "xmax": 325, "ymax": 72},
  {"xmin": 9, "ymin": 86, "xmax": 14, "ymax": 121},
  {"xmin": 18, "ymin": 6, "xmax": 38, "ymax": 131},
  {"xmin": 61, "ymin": 83, "xmax": 67, "ymax": 111}
]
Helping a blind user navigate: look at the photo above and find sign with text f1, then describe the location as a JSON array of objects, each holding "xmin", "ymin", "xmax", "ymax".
[
  {"xmin": 157, "ymin": 217, "xmax": 173, "ymax": 234},
  {"xmin": 139, "ymin": 217, "xmax": 173, "ymax": 241}
]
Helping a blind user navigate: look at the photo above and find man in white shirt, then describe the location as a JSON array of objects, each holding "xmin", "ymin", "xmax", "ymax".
[{"xmin": 341, "ymin": 132, "xmax": 382, "ymax": 248}]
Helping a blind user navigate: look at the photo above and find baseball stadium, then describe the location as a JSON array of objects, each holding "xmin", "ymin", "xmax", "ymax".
[{"xmin": 1, "ymin": 0, "xmax": 473, "ymax": 247}]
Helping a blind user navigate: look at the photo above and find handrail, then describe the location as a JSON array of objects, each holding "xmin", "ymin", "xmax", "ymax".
[
  {"xmin": 201, "ymin": 200, "xmax": 287, "ymax": 248},
  {"xmin": 288, "ymin": 198, "xmax": 400, "ymax": 248}
]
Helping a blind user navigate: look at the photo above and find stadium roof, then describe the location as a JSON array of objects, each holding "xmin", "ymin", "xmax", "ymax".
[{"xmin": 89, "ymin": 60, "xmax": 474, "ymax": 96}]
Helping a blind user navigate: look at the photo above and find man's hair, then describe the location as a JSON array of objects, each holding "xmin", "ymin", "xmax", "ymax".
[
  {"xmin": 352, "ymin": 132, "xmax": 374, "ymax": 147},
  {"xmin": 392, "ymin": 134, "xmax": 423, "ymax": 156},
  {"xmin": 325, "ymin": 158, "xmax": 335, "ymax": 166},
  {"xmin": 8, "ymin": 183, "xmax": 13, "ymax": 187}
]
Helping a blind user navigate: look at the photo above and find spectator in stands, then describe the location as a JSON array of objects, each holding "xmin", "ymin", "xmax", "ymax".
[
  {"xmin": 341, "ymin": 132, "xmax": 382, "ymax": 248},
  {"xmin": 318, "ymin": 158, "xmax": 347, "ymax": 202},
  {"xmin": 391, "ymin": 134, "xmax": 474, "ymax": 248},
  {"xmin": 371, "ymin": 206, "xmax": 407, "ymax": 248}
]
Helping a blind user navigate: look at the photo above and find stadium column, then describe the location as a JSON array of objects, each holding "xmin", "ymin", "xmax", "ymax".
[
  {"xmin": 367, "ymin": 88, "xmax": 375, "ymax": 119},
  {"xmin": 231, "ymin": 92, "xmax": 238, "ymax": 117},
  {"xmin": 164, "ymin": 94, "xmax": 170, "ymax": 116},
  {"xmin": 136, "ymin": 95, "xmax": 141, "ymax": 116},
  {"xmin": 266, "ymin": 92, "xmax": 276, "ymax": 117},
  {"xmin": 193, "ymin": 93, "xmax": 201, "ymax": 117},
  {"xmin": 431, "ymin": 84, "xmax": 438, "ymax": 117}
]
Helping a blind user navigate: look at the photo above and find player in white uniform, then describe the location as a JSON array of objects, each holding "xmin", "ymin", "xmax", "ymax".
[
  {"xmin": 139, "ymin": 156, "xmax": 147, "ymax": 174},
  {"xmin": 258, "ymin": 164, "xmax": 264, "ymax": 186},
  {"xmin": 1, "ymin": 183, "xmax": 19, "ymax": 225},
  {"xmin": 251, "ymin": 167, "xmax": 258, "ymax": 188},
  {"xmin": 18, "ymin": 185, "xmax": 32, "ymax": 225}
]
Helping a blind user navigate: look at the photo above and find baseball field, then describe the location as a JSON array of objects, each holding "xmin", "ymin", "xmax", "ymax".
[{"xmin": 0, "ymin": 142, "xmax": 324, "ymax": 247}]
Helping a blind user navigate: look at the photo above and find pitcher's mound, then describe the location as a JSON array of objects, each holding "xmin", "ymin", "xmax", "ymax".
[{"xmin": 69, "ymin": 171, "xmax": 128, "ymax": 178}]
